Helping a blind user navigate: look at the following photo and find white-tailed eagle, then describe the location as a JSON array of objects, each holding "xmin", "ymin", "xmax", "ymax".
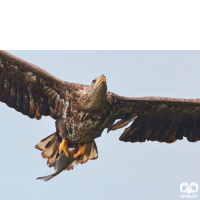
[{"xmin": 0, "ymin": 50, "xmax": 200, "ymax": 170}]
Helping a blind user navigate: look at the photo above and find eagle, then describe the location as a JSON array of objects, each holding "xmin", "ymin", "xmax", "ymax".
[{"xmin": 1, "ymin": 50, "xmax": 200, "ymax": 170}]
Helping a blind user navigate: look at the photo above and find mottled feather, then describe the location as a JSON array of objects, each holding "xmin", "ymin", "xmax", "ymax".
[{"xmin": 1, "ymin": 50, "xmax": 200, "ymax": 174}]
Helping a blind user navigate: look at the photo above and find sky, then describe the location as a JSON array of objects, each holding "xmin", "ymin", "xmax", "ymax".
[{"xmin": 0, "ymin": 50, "xmax": 200, "ymax": 200}]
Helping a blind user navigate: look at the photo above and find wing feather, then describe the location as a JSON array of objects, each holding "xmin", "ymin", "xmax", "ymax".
[
  {"xmin": 0, "ymin": 50, "xmax": 85, "ymax": 120},
  {"xmin": 107, "ymin": 92, "xmax": 200, "ymax": 144}
]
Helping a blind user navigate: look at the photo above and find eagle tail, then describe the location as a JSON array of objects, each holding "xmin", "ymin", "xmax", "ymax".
[
  {"xmin": 35, "ymin": 133, "xmax": 99, "ymax": 170},
  {"xmin": 35, "ymin": 132, "xmax": 61, "ymax": 167}
]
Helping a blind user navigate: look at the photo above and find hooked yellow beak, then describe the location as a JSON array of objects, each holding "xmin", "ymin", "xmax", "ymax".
[{"xmin": 94, "ymin": 75, "xmax": 106, "ymax": 88}]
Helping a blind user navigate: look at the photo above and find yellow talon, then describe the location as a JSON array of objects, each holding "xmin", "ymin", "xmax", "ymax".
[
  {"xmin": 59, "ymin": 139, "xmax": 69, "ymax": 157},
  {"xmin": 73, "ymin": 143, "xmax": 87, "ymax": 159}
]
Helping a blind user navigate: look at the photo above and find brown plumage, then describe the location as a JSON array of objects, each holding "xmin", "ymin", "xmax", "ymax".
[{"xmin": 1, "ymin": 50, "xmax": 200, "ymax": 171}]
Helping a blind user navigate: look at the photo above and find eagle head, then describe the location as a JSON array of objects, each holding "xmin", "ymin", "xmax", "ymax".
[{"xmin": 85, "ymin": 74, "xmax": 107, "ymax": 111}]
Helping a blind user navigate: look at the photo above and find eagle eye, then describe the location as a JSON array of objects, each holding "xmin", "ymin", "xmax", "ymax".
[{"xmin": 92, "ymin": 79, "xmax": 96, "ymax": 84}]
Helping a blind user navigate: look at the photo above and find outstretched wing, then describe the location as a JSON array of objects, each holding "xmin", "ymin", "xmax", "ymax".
[
  {"xmin": 0, "ymin": 50, "xmax": 84, "ymax": 120},
  {"xmin": 106, "ymin": 92, "xmax": 200, "ymax": 143}
]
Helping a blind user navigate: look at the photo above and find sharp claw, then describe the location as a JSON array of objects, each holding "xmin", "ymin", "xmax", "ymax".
[
  {"xmin": 73, "ymin": 143, "xmax": 87, "ymax": 159},
  {"xmin": 73, "ymin": 151, "xmax": 81, "ymax": 159},
  {"xmin": 59, "ymin": 139, "xmax": 69, "ymax": 157},
  {"xmin": 63, "ymin": 149, "xmax": 69, "ymax": 157}
]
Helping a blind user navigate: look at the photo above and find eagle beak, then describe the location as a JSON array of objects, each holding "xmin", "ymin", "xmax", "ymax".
[{"xmin": 94, "ymin": 75, "xmax": 106, "ymax": 88}]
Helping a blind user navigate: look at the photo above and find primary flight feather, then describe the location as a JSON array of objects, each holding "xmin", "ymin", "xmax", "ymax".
[{"xmin": 1, "ymin": 50, "xmax": 200, "ymax": 171}]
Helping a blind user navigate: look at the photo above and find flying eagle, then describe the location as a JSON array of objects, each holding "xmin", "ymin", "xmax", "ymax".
[{"xmin": 0, "ymin": 50, "xmax": 200, "ymax": 170}]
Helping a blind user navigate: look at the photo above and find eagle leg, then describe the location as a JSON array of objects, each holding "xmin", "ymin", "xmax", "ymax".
[
  {"xmin": 73, "ymin": 143, "xmax": 88, "ymax": 160},
  {"xmin": 59, "ymin": 139, "xmax": 70, "ymax": 157}
]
